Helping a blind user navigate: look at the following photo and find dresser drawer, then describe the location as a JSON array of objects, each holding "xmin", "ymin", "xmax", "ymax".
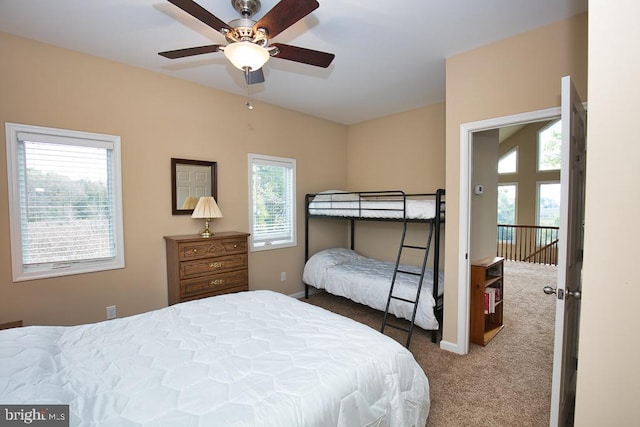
[
  {"xmin": 179, "ymin": 237, "xmax": 247, "ymax": 261},
  {"xmin": 179, "ymin": 253, "xmax": 248, "ymax": 279},
  {"xmin": 180, "ymin": 270, "xmax": 248, "ymax": 299}
]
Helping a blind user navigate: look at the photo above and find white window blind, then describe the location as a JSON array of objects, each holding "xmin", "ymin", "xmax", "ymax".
[
  {"xmin": 5, "ymin": 123, "xmax": 124, "ymax": 281},
  {"xmin": 248, "ymin": 154, "xmax": 296, "ymax": 251}
]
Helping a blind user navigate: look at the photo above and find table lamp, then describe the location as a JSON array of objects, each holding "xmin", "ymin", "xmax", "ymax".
[{"xmin": 191, "ymin": 196, "xmax": 223, "ymax": 237}]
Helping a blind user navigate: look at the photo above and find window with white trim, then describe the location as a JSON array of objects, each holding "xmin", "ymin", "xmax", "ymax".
[
  {"xmin": 497, "ymin": 184, "xmax": 517, "ymax": 225},
  {"xmin": 538, "ymin": 120, "xmax": 562, "ymax": 171},
  {"xmin": 497, "ymin": 183, "xmax": 517, "ymax": 243},
  {"xmin": 537, "ymin": 181, "xmax": 561, "ymax": 227},
  {"xmin": 248, "ymin": 153, "xmax": 296, "ymax": 251},
  {"xmin": 498, "ymin": 147, "xmax": 518, "ymax": 174},
  {"xmin": 5, "ymin": 123, "xmax": 125, "ymax": 281}
]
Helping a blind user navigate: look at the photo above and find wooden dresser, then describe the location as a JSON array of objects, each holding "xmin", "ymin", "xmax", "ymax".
[
  {"xmin": 0, "ymin": 320, "xmax": 22, "ymax": 330},
  {"xmin": 164, "ymin": 232, "xmax": 250, "ymax": 305}
]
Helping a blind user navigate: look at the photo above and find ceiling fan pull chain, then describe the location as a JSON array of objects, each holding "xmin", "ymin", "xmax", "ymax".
[{"xmin": 244, "ymin": 68, "xmax": 254, "ymax": 110}]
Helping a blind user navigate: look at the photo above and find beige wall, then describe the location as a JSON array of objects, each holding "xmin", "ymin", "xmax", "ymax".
[
  {"xmin": 575, "ymin": 1, "xmax": 640, "ymax": 423},
  {"xmin": 444, "ymin": 14, "xmax": 588, "ymax": 344},
  {"xmin": 347, "ymin": 105, "xmax": 445, "ymax": 193},
  {"xmin": 470, "ymin": 129, "xmax": 499, "ymax": 262},
  {"xmin": 345, "ymin": 104, "xmax": 446, "ymax": 265},
  {"xmin": 0, "ymin": 32, "xmax": 348, "ymax": 326},
  {"xmin": 498, "ymin": 121, "xmax": 561, "ymax": 225}
]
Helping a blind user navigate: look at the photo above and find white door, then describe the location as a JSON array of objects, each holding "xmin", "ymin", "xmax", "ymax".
[{"xmin": 547, "ymin": 76, "xmax": 586, "ymax": 426}]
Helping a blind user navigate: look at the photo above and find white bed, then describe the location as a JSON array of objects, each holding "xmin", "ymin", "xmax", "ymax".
[
  {"xmin": 303, "ymin": 248, "xmax": 444, "ymax": 330},
  {"xmin": 0, "ymin": 290, "xmax": 429, "ymax": 427},
  {"xmin": 307, "ymin": 190, "xmax": 439, "ymax": 220}
]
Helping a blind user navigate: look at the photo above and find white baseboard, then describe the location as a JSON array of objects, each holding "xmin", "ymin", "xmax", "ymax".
[{"xmin": 439, "ymin": 339, "xmax": 467, "ymax": 355}]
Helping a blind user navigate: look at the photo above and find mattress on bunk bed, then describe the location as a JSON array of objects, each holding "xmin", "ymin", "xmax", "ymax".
[
  {"xmin": 303, "ymin": 248, "xmax": 444, "ymax": 330},
  {"xmin": 308, "ymin": 190, "xmax": 439, "ymax": 219},
  {"xmin": 0, "ymin": 290, "xmax": 430, "ymax": 427}
]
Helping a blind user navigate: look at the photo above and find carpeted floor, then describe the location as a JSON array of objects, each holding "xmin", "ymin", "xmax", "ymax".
[{"xmin": 302, "ymin": 260, "xmax": 557, "ymax": 427}]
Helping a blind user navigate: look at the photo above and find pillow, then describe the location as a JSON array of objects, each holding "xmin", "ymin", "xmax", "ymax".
[
  {"xmin": 303, "ymin": 248, "xmax": 359, "ymax": 286},
  {"xmin": 318, "ymin": 248, "xmax": 359, "ymax": 265},
  {"xmin": 312, "ymin": 190, "xmax": 360, "ymax": 203}
]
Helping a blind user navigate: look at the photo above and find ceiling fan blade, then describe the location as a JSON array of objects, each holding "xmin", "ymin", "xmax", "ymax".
[
  {"xmin": 245, "ymin": 68, "xmax": 265, "ymax": 85},
  {"xmin": 159, "ymin": 44, "xmax": 222, "ymax": 59},
  {"xmin": 271, "ymin": 43, "xmax": 334, "ymax": 68},
  {"xmin": 168, "ymin": 0, "xmax": 232, "ymax": 33},
  {"xmin": 253, "ymin": 0, "xmax": 319, "ymax": 39}
]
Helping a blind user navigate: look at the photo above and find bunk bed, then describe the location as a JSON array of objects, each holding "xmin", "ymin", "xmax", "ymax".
[{"xmin": 303, "ymin": 189, "xmax": 445, "ymax": 344}]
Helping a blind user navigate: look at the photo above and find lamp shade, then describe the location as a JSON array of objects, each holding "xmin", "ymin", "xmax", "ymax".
[
  {"xmin": 191, "ymin": 197, "xmax": 223, "ymax": 219},
  {"xmin": 224, "ymin": 41, "xmax": 270, "ymax": 71},
  {"xmin": 181, "ymin": 196, "xmax": 199, "ymax": 210}
]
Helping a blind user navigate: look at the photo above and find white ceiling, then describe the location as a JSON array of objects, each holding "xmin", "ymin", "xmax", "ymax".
[{"xmin": 0, "ymin": 0, "xmax": 587, "ymax": 125}]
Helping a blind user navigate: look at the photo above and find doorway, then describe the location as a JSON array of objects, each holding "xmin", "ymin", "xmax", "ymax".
[{"xmin": 456, "ymin": 107, "xmax": 561, "ymax": 355}]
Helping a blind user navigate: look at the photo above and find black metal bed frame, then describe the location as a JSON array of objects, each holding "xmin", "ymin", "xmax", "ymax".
[{"xmin": 303, "ymin": 189, "xmax": 445, "ymax": 344}]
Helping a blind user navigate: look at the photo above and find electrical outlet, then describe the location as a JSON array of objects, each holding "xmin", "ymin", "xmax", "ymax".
[
  {"xmin": 280, "ymin": 272, "xmax": 286, "ymax": 281},
  {"xmin": 106, "ymin": 305, "xmax": 116, "ymax": 320}
]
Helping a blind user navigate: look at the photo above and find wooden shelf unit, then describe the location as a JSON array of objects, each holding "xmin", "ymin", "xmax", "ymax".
[{"xmin": 470, "ymin": 256, "xmax": 504, "ymax": 345}]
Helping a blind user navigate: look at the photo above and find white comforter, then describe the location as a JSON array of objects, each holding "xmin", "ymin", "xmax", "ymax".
[
  {"xmin": 0, "ymin": 290, "xmax": 429, "ymax": 427},
  {"xmin": 303, "ymin": 248, "xmax": 444, "ymax": 330}
]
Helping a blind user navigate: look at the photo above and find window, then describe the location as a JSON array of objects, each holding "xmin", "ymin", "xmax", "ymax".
[
  {"xmin": 248, "ymin": 153, "xmax": 296, "ymax": 251},
  {"xmin": 497, "ymin": 184, "xmax": 517, "ymax": 242},
  {"xmin": 538, "ymin": 120, "xmax": 562, "ymax": 171},
  {"xmin": 498, "ymin": 147, "xmax": 518, "ymax": 174},
  {"xmin": 537, "ymin": 182, "xmax": 561, "ymax": 227},
  {"xmin": 497, "ymin": 184, "xmax": 517, "ymax": 225},
  {"xmin": 5, "ymin": 123, "xmax": 124, "ymax": 281}
]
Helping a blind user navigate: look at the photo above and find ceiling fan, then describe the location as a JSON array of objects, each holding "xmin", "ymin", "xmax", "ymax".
[{"xmin": 159, "ymin": 0, "xmax": 335, "ymax": 85}]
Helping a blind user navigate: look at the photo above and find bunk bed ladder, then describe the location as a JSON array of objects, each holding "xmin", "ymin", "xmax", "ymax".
[{"xmin": 381, "ymin": 219, "xmax": 434, "ymax": 348}]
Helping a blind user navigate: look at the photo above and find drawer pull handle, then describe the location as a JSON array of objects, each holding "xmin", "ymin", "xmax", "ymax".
[
  {"xmin": 233, "ymin": 244, "xmax": 238, "ymax": 248},
  {"xmin": 209, "ymin": 262, "xmax": 224, "ymax": 269},
  {"xmin": 193, "ymin": 249, "xmax": 197, "ymax": 253},
  {"xmin": 210, "ymin": 279, "xmax": 225, "ymax": 285}
]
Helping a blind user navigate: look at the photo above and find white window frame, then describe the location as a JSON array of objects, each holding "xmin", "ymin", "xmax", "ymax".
[
  {"xmin": 5, "ymin": 122, "xmax": 125, "ymax": 281},
  {"xmin": 248, "ymin": 153, "xmax": 297, "ymax": 252},
  {"xmin": 497, "ymin": 182, "xmax": 518, "ymax": 226},
  {"xmin": 498, "ymin": 146, "xmax": 518, "ymax": 175},
  {"xmin": 537, "ymin": 119, "xmax": 562, "ymax": 172},
  {"xmin": 536, "ymin": 180, "xmax": 561, "ymax": 226}
]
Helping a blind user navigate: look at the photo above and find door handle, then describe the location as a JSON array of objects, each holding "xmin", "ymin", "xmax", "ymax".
[
  {"xmin": 567, "ymin": 289, "xmax": 581, "ymax": 299},
  {"xmin": 543, "ymin": 286, "xmax": 581, "ymax": 300}
]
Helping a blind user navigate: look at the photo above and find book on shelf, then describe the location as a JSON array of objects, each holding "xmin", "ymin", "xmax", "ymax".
[
  {"xmin": 484, "ymin": 286, "xmax": 501, "ymax": 314},
  {"xmin": 484, "ymin": 291, "xmax": 490, "ymax": 314}
]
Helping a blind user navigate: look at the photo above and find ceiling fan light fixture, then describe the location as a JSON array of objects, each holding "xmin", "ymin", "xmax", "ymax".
[{"xmin": 224, "ymin": 41, "xmax": 270, "ymax": 71}]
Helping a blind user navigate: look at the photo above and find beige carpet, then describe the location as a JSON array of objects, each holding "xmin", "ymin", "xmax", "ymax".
[{"xmin": 302, "ymin": 260, "xmax": 557, "ymax": 427}]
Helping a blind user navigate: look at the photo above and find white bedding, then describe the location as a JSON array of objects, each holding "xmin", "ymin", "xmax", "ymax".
[
  {"xmin": 308, "ymin": 190, "xmax": 438, "ymax": 220},
  {"xmin": 0, "ymin": 290, "xmax": 429, "ymax": 427},
  {"xmin": 303, "ymin": 248, "xmax": 444, "ymax": 330}
]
